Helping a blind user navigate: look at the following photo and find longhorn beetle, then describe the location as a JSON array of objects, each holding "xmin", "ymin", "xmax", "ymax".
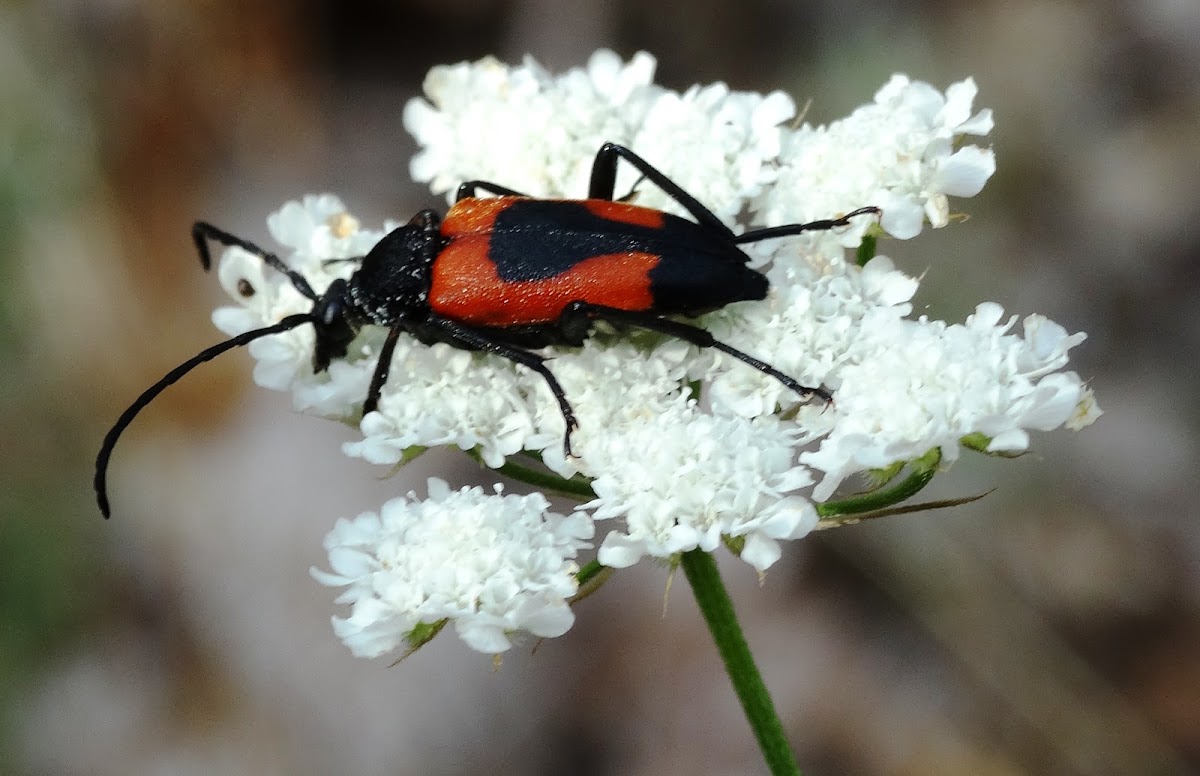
[{"xmin": 95, "ymin": 143, "xmax": 879, "ymax": 518}]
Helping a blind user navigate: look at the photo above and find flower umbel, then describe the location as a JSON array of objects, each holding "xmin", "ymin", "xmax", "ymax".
[
  {"xmin": 312, "ymin": 479, "xmax": 593, "ymax": 655},
  {"xmin": 205, "ymin": 51, "xmax": 1099, "ymax": 659}
]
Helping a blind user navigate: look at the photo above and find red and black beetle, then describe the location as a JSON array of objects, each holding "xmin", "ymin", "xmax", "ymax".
[{"xmin": 96, "ymin": 142, "xmax": 878, "ymax": 517}]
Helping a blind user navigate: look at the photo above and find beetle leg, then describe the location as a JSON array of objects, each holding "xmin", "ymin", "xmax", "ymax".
[
  {"xmin": 361, "ymin": 326, "xmax": 403, "ymax": 415},
  {"xmin": 587, "ymin": 143, "xmax": 734, "ymax": 238},
  {"xmin": 192, "ymin": 222, "xmax": 319, "ymax": 302},
  {"xmin": 455, "ymin": 181, "xmax": 529, "ymax": 201},
  {"xmin": 732, "ymin": 206, "xmax": 882, "ymax": 244},
  {"xmin": 563, "ymin": 302, "xmax": 831, "ymax": 403},
  {"xmin": 426, "ymin": 316, "xmax": 581, "ymax": 457}
]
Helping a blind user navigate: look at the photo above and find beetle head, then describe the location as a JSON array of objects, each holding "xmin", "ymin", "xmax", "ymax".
[{"xmin": 311, "ymin": 278, "xmax": 358, "ymax": 372}]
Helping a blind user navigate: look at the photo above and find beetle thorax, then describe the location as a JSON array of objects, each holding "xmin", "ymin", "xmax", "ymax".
[{"xmin": 347, "ymin": 222, "xmax": 440, "ymax": 326}]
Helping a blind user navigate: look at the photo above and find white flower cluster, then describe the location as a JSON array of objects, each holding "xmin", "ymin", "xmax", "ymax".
[
  {"xmin": 403, "ymin": 49, "xmax": 796, "ymax": 223},
  {"xmin": 311, "ymin": 479, "xmax": 593, "ymax": 655},
  {"xmin": 799, "ymin": 302, "xmax": 1093, "ymax": 500},
  {"xmin": 208, "ymin": 51, "xmax": 1099, "ymax": 655},
  {"xmin": 759, "ymin": 75, "xmax": 996, "ymax": 241}
]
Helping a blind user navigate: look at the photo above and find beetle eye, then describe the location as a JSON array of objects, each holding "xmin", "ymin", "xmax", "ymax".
[
  {"xmin": 236, "ymin": 278, "xmax": 256, "ymax": 297},
  {"xmin": 321, "ymin": 299, "xmax": 342, "ymax": 326}
]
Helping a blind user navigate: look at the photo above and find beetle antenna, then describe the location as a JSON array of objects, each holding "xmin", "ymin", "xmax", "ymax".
[{"xmin": 96, "ymin": 313, "xmax": 315, "ymax": 519}]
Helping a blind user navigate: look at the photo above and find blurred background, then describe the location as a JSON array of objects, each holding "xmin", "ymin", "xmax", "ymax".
[{"xmin": 2, "ymin": 1, "xmax": 1198, "ymax": 774}]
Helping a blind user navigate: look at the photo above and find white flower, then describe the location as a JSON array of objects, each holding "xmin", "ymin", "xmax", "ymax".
[
  {"xmin": 403, "ymin": 50, "xmax": 660, "ymax": 200},
  {"xmin": 312, "ymin": 479, "xmax": 594, "ymax": 656},
  {"xmin": 799, "ymin": 304, "xmax": 1090, "ymax": 500},
  {"xmin": 266, "ymin": 194, "xmax": 369, "ymax": 271},
  {"xmin": 753, "ymin": 74, "xmax": 995, "ymax": 241},
  {"xmin": 1066, "ymin": 386, "xmax": 1103, "ymax": 431},
  {"xmin": 585, "ymin": 403, "xmax": 818, "ymax": 572},
  {"xmin": 624, "ymin": 84, "xmax": 795, "ymax": 223},
  {"xmin": 342, "ymin": 340, "xmax": 535, "ymax": 468},
  {"xmin": 206, "ymin": 53, "xmax": 1093, "ymax": 591},
  {"xmin": 402, "ymin": 49, "xmax": 793, "ymax": 214},
  {"xmin": 520, "ymin": 338, "xmax": 695, "ymax": 477},
  {"xmin": 703, "ymin": 254, "xmax": 919, "ymax": 418}
]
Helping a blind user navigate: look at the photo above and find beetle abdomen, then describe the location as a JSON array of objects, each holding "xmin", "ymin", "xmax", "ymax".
[{"xmin": 430, "ymin": 198, "xmax": 765, "ymax": 325}]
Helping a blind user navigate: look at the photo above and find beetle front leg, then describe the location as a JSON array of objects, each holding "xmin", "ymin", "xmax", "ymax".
[
  {"xmin": 361, "ymin": 326, "xmax": 403, "ymax": 415},
  {"xmin": 192, "ymin": 222, "xmax": 319, "ymax": 302}
]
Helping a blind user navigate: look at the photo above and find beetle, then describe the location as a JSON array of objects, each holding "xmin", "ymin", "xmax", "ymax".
[{"xmin": 95, "ymin": 142, "xmax": 879, "ymax": 518}]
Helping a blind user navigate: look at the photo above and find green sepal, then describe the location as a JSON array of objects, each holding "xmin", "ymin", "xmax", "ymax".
[
  {"xmin": 389, "ymin": 619, "xmax": 448, "ymax": 665},
  {"xmin": 816, "ymin": 490, "xmax": 994, "ymax": 529},
  {"xmin": 863, "ymin": 460, "xmax": 906, "ymax": 491},
  {"xmin": 570, "ymin": 560, "xmax": 615, "ymax": 603},
  {"xmin": 817, "ymin": 447, "xmax": 942, "ymax": 518},
  {"xmin": 961, "ymin": 431, "xmax": 1026, "ymax": 458},
  {"xmin": 855, "ymin": 230, "xmax": 879, "ymax": 267},
  {"xmin": 382, "ymin": 445, "xmax": 427, "ymax": 478}
]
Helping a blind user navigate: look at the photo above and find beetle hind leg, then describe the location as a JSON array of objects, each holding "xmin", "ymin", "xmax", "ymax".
[
  {"xmin": 562, "ymin": 302, "xmax": 831, "ymax": 403},
  {"xmin": 587, "ymin": 143, "xmax": 734, "ymax": 238},
  {"xmin": 456, "ymin": 181, "xmax": 529, "ymax": 201}
]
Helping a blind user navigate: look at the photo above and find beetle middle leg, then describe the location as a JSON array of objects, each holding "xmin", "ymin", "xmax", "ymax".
[
  {"xmin": 425, "ymin": 315, "xmax": 581, "ymax": 456},
  {"xmin": 732, "ymin": 206, "xmax": 881, "ymax": 244}
]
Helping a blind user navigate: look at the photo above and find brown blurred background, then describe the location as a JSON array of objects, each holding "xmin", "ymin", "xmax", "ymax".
[{"xmin": 2, "ymin": 1, "xmax": 1198, "ymax": 774}]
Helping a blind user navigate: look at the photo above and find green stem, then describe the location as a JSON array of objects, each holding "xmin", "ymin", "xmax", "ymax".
[
  {"xmin": 680, "ymin": 550, "xmax": 801, "ymax": 776},
  {"xmin": 462, "ymin": 448, "xmax": 596, "ymax": 500}
]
